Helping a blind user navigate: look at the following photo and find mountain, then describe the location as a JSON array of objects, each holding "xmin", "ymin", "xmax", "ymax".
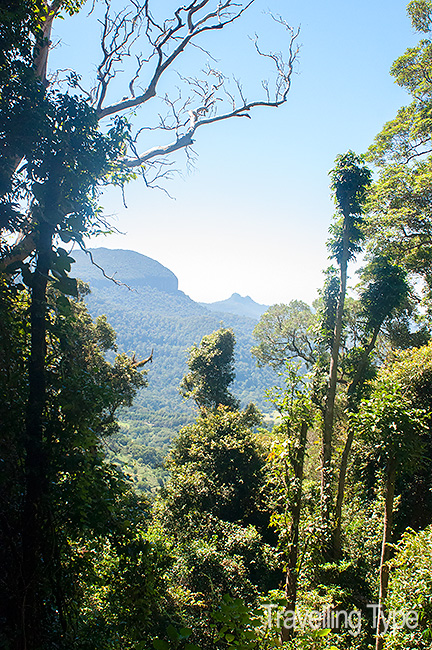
[
  {"xmin": 200, "ymin": 293, "xmax": 269, "ymax": 320},
  {"xmin": 72, "ymin": 247, "xmax": 178, "ymax": 293},
  {"xmin": 71, "ymin": 248, "xmax": 275, "ymax": 491}
]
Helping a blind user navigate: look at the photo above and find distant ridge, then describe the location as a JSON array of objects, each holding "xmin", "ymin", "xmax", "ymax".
[
  {"xmin": 72, "ymin": 248, "xmax": 179, "ymax": 293},
  {"xmin": 71, "ymin": 247, "xmax": 274, "ymax": 423},
  {"xmin": 71, "ymin": 247, "xmax": 275, "ymax": 490},
  {"xmin": 200, "ymin": 292, "xmax": 269, "ymax": 320}
]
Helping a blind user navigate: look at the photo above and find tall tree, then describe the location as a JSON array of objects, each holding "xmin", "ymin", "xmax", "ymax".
[
  {"xmin": 180, "ymin": 327, "xmax": 240, "ymax": 411},
  {"xmin": 366, "ymin": 0, "xmax": 432, "ymax": 292},
  {"xmin": 321, "ymin": 150, "xmax": 371, "ymax": 530},
  {"xmin": 6, "ymin": 97, "xmax": 131, "ymax": 650},
  {"xmin": 0, "ymin": 283, "xmax": 151, "ymax": 648},
  {"xmin": 252, "ymin": 300, "xmax": 317, "ymax": 371},
  {"xmin": 252, "ymin": 190, "xmax": 411, "ymax": 563},
  {"xmin": 332, "ymin": 256, "xmax": 410, "ymax": 558},
  {"xmin": 266, "ymin": 366, "xmax": 312, "ymax": 642}
]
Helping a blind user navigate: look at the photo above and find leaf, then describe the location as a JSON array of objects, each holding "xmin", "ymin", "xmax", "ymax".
[
  {"xmin": 52, "ymin": 275, "xmax": 78, "ymax": 297},
  {"xmin": 179, "ymin": 627, "xmax": 192, "ymax": 639},
  {"xmin": 315, "ymin": 627, "xmax": 331, "ymax": 637},
  {"xmin": 166, "ymin": 624, "xmax": 180, "ymax": 642},
  {"xmin": 153, "ymin": 640, "xmax": 170, "ymax": 650}
]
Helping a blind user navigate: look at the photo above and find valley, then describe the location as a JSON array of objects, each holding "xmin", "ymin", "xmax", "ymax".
[{"xmin": 72, "ymin": 248, "xmax": 276, "ymax": 489}]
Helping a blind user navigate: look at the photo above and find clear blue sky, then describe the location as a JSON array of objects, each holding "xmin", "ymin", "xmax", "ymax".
[{"xmin": 50, "ymin": 0, "xmax": 418, "ymax": 305}]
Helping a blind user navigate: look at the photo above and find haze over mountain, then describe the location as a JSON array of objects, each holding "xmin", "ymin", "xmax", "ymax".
[
  {"xmin": 72, "ymin": 248, "xmax": 275, "ymax": 490},
  {"xmin": 73, "ymin": 247, "xmax": 179, "ymax": 293},
  {"xmin": 200, "ymin": 293, "xmax": 269, "ymax": 320}
]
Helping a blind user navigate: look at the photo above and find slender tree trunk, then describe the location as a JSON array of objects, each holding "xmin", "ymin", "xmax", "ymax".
[
  {"xmin": 281, "ymin": 420, "xmax": 308, "ymax": 643},
  {"xmin": 332, "ymin": 426, "xmax": 354, "ymax": 561},
  {"xmin": 332, "ymin": 324, "xmax": 381, "ymax": 558},
  {"xmin": 18, "ymin": 221, "xmax": 53, "ymax": 650},
  {"xmin": 376, "ymin": 456, "xmax": 397, "ymax": 650},
  {"xmin": 321, "ymin": 214, "xmax": 349, "ymax": 531},
  {"xmin": 33, "ymin": 6, "xmax": 56, "ymax": 84}
]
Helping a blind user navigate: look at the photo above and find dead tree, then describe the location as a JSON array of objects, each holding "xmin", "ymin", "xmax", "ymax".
[{"xmin": 1, "ymin": 0, "xmax": 300, "ymax": 268}]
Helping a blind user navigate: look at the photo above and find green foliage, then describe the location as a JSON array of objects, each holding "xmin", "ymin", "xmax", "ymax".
[
  {"xmin": 0, "ymin": 2, "xmax": 46, "ymax": 227},
  {"xmin": 364, "ymin": 161, "xmax": 432, "ymax": 280},
  {"xmin": 266, "ymin": 365, "xmax": 312, "ymax": 545},
  {"xmin": 155, "ymin": 400, "xmax": 279, "ymax": 647},
  {"xmin": 355, "ymin": 375, "xmax": 428, "ymax": 469},
  {"xmin": 164, "ymin": 405, "xmax": 264, "ymax": 527},
  {"xmin": 180, "ymin": 328, "xmax": 240, "ymax": 411},
  {"xmin": 362, "ymin": 344, "xmax": 432, "ymax": 533},
  {"xmin": 0, "ymin": 0, "xmax": 42, "ymax": 75},
  {"xmin": 153, "ymin": 624, "xmax": 201, "ymax": 650},
  {"xmin": 365, "ymin": 6, "xmax": 432, "ymax": 295},
  {"xmin": 327, "ymin": 151, "xmax": 371, "ymax": 263},
  {"xmin": 329, "ymin": 152, "xmax": 372, "ymax": 217},
  {"xmin": 383, "ymin": 525, "xmax": 432, "ymax": 650},
  {"xmin": 211, "ymin": 594, "xmax": 267, "ymax": 649},
  {"xmin": 408, "ymin": 0, "xmax": 432, "ymax": 32},
  {"xmin": 252, "ymin": 301, "xmax": 316, "ymax": 370},
  {"xmin": 316, "ymin": 268, "xmax": 340, "ymax": 351},
  {"xmin": 358, "ymin": 257, "xmax": 409, "ymax": 332},
  {"xmin": 0, "ymin": 283, "xmax": 169, "ymax": 648}
]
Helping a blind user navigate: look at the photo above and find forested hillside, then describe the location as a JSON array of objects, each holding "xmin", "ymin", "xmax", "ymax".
[
  {"xmin": 72, "ymin": 248, "xmax": 274, "ymax": 489},
  {"xmin": 3, "ymin": 2, "xmax": 432, "ymax": 650}
]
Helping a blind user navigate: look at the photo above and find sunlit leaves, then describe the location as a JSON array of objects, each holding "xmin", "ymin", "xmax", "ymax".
[
  {"xmin": 408, "ymin": 0, "xmax": 432, "ymax": 33},
  {"xmin": 364, "ymin": 160, "xmax": 432, "ymax": 293},
  {"xmin": 385, "ymin": 524, "xmax": 432, "ymax": 649},
  {"xmin": 180, "ymin": 328, "xmax": 240, "ymax": 411},
  {"xmin": 327, "ymin": 151, "xmax": 371, "ymax": 264},
  {"xmin": 366, "ymin": 4, "xmax": 432, "ymax": 288},
  {"xmin": 252, "ymin": 301, "xmax": 316, "ymax": 370},
  {"xmin": 354, "ymin": 343, "xmax": 432, "ymax": 468}
]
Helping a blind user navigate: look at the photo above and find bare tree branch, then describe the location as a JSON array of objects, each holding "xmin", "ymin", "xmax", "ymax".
[
  {"xmin": 95, "ymin": 0, "xmax": 256, "ymax": 119},
  {"xmin": 1, "ymin": 0, "xmax": 300, "ymax": 269},
  {"xmin": 119, "ymin": 19, "xmax": 300, "ymax": 168}
]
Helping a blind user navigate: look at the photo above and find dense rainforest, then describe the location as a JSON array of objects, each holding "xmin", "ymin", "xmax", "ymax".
[
  {"xmin": 71, "ymin": 247, "xmax": 275, "ymax": 492},
  {"xmin": 2, "ymin": 1, "xmax": 432, "ymax": 650}
]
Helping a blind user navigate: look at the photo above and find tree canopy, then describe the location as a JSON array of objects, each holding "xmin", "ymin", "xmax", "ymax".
[{"xmin": 180, "ymin": 327, "xmax": 240, "ymax": 411}]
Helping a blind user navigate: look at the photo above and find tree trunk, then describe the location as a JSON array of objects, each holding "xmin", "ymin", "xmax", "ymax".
[
  {"xmin": 18, "ymin": 221, "xmax": 53, "ymax": 650},
  {"xmin": 321, "ymin": 214, "xmax": 349, "ymax": 533},
  {"xmin": 332, "ymin": 324, "xmax": 381, "ymax": 559},
  {"xmin": 332, "ymin": 426, "xmax": 355, "ymax": 561},
  {"xmin": 281, "ymin": 420, "xmax": 308, "ymax": 642},
  {"xmin": 33, "ymin": 10, "xmax": 55, "ymax": 84},
  {"xmin": 376, "ymin": 455, "xmax": 397, "ymax": 650}
]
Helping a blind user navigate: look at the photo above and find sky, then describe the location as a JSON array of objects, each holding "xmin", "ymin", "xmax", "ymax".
[{"xmin": 50, "ymin": 0, "xmax": 419, "ymax": 305}]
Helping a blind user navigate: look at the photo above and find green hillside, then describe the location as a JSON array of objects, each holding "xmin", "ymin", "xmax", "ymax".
[{"xmin": 72, "ymin": 249, "xmax": 274, "ymax": 490}]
